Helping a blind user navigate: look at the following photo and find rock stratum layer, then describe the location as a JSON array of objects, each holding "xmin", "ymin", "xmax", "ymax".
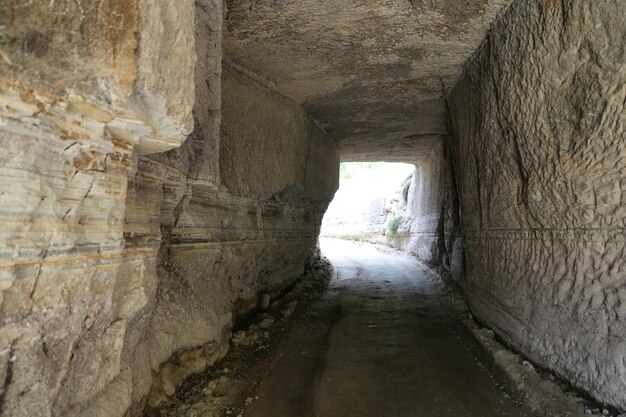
[
  {"xmin": 400, "ymin": 142, "xmax": 463, "ymax": 280},
  {"xmin": 449, "ymin": 0, "xmax": 626, "ymax": 410},
  {"xmin": 0, "ymin": 2, "xmax": 337, "ymax": 417}
]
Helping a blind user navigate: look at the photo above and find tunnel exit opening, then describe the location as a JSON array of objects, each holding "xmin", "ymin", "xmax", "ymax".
[{"xmin": 320, "ymin": 162, "xmax": 415, "ymax": 249}]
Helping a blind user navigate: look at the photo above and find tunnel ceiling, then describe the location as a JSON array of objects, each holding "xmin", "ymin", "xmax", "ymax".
[{"xmin": 224, "ymin": 0, "xmax": 512, "ymax": 161}]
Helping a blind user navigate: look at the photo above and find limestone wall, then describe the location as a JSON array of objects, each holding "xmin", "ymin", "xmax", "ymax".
[
  {"xmin": 0, "ymin": 1, "xmax": 195, "ymax": 415},
  {"xmin": 0, "ymin": 1, "xmax": 338, "ymax": 416},
  {"xmin": 401, "ymin": 142, "xmax": 463, "ymax": 280},
  {"xmin": 448, "ymin": 0, "xmax": 626, "ymax": 409},
  {"xmin": 136, "ymin": 65, "xmax": 338, "ymax": 412}
]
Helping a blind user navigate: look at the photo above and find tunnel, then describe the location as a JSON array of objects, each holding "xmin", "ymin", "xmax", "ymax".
[{"xmin": 0, "ymin": 0, "xmax": 624, "ymax": 416}]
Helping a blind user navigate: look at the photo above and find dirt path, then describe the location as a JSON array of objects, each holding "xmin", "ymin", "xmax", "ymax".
[{"xmin": 244, "ymin": 238, "xmax": 528, "ymax": 417}]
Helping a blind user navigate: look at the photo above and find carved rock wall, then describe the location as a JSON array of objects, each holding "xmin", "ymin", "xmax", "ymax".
[
  {"xmin": 400, "ymin": 142, "xmax": 463, "ymax": 280},
  {"xmin": 0, "ymin": 1, "xmax": 196, "ymax": 415},
  {"xmin": 135, "ymin": 65, "xmax": 338, "ymax": 412},
  {"xmin": 0, "ymin": 1, "xmax": 338, "ymax": 417},
  {"xmin": 448, "ymin": 0, "xmax": 626, "ymax": 410}
]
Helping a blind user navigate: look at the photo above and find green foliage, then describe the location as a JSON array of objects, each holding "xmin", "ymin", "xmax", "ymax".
[
  {"xmin": 387, "ymin": 213, "xmax": 403, "ymax": 235},
  {"xmin": 339, "ymin": 162, "xmax": 383, "ymax": 181}
]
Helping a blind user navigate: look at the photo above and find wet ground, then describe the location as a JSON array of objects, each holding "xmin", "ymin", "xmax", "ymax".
[{"xmin": 245, "ymin": 238, "xmax": 528, "ymax": 417}]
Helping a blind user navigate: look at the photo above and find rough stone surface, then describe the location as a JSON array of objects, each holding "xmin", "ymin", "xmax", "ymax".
[
  {"xmin": 1, "ymin": 0, "xmax": 624, "ymax": 415},
  {"xmin": 132, "ymin": 0, "xmax": 197, "ymax": 153},
  {"xmin": 447, "ymin": 288, "xmax": 589, "ymax": 417},
  {"xmin": 399, "ymin": 142, "xmax": 463, "ymax": 279},
  {"xmin": 135, "ymin": 66, "xmax": 337, "ymax": 413},
  {"xmin": 0, "ymin": 0, "xmax": 196, "ymax": 154},
  {"xmin": 0, "ymin": 2, "xmax": 338, "ymax": 417},
  {"xmin": 448, "ymin": 0, "xmax": 626, "ymax": 410},
  {"xmin": 0, "ymin": 1, "xmax": 197, "ymax": 414},
  {"xmin": 0, "ymin": 87, "xmax": 138, "ymax": 417},
  {"xmin": 224, "ymin": 0, "xmax": 512, "ymax": 160},
  {"xmin": 220, "ymin": 67, "xmax": 315, "ymax": 198}
]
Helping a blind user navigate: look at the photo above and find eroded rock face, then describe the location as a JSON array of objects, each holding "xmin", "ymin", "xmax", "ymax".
[
  {"xmin": 400, "ymin": 143, "xmax": 463, "ymax": 279},
  {"xmin": 134, "ymin": 66, "xmax": 338, "ymax": 412},
  {"xmin": 224, "ymin": 0, "xmax": 512, "ymax": 161},
  {"xmin": 0, "ymin": 1, "xmax": 338, "ymax": 416},
  {"xmin": 0, "ymin": 0, "xmax": 195, "ymax": 154},
  {"xmin": 448, "ymin": 0, "xmax": 626, "ymax": 409},
  {"xmin": 0, "ymin": 1, "xmax": 196, "ymax": 415},
  {"xmin": 1, "ymin": 0, "xmax": 624, "ymax": 415}
]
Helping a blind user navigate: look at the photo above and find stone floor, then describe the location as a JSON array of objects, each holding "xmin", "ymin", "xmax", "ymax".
[{"xmin": 244, "ymin": 239, "xmax": 528, "ymax": 417}]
